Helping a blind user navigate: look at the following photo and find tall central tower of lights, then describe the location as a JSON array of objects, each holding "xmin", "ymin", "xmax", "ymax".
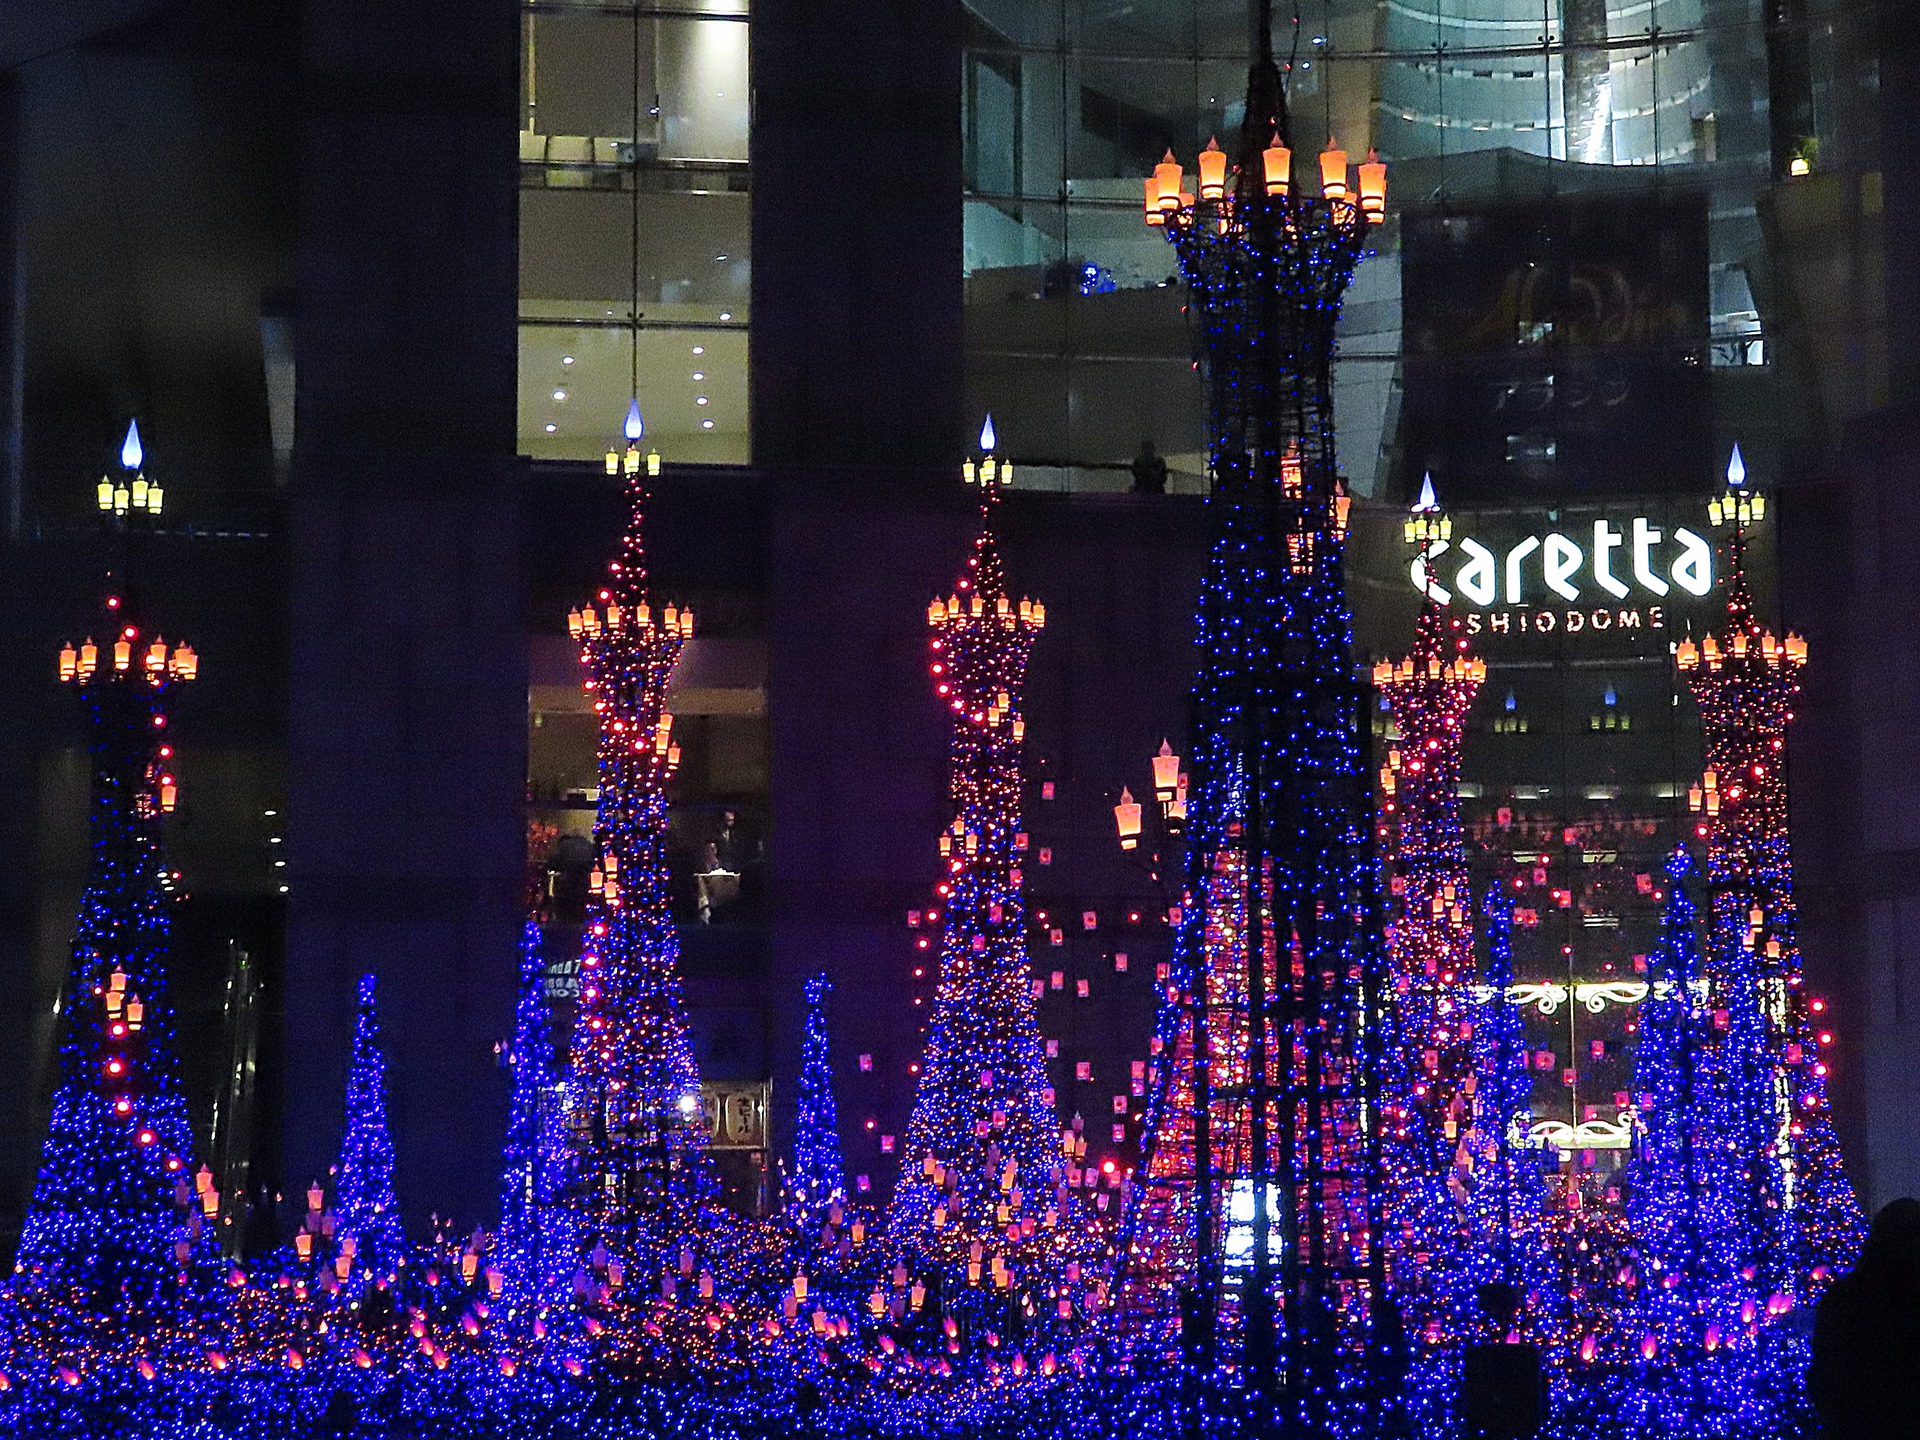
[
  {"xmin": 561, "ymin": 402, "xmax": 711, "ymax": 1302},
  {"xmin": 1123, "ymin": 4, "xmax": 1396, "ymax": 1431},
  {"xmin": 22, "ymin": 423, "xmax": 206, "ymax": 1317},
  {"xmin": 892, "ymin": 418, "xmax": 1060, "ymax": 1240},
  {"xmin": 1677, "ymin": 452, "xmax": 1862, "ymax": 1293}
]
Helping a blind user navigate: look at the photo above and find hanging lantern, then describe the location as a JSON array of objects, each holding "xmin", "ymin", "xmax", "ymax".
[
  {"xmin": 1358, "ymin": 147, "xmax": 1387, "ymax": 222},
  {"xmin": 113, "ymin": 638, "xmax": 133, "ymax": 671},
  {"xmin": 1196, "ymin": 137, "xmax": 1228, "ymax": 201},
  {"xmin": 1114, "ymin": 786, "xmax": 1143, "ymax": 851},
  {"xmin": 1320, "ymin": 141, "xmax": 1349, "ymax": 202},
  {"xmin": 146, "ymin": 638, "xmax": 169, "ymax": 673},
  {"xmin": 1151, "ymin": 741, "xmax": 1180, "ymax": 801},
  {"xmin": 1153, "ymin": 151, "xmax": 1183, "ymax": 216},
  {"xmin": 58, "ymin": 645, "xmax": 77, "ymax": 683},
  {"xmin": 171, "ymin": 643, "xmax": 198, "ymax": 681},
  {"xmin": 1263, "ymin": 134, "xmax": 1291, "ymax": 195}
]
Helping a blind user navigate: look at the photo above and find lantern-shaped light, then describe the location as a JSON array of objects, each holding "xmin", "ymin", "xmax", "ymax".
[
  {"xmin": 1320, "ymin": 141, "xmax": 1349, "ymax": 202},
  {"xmin": 79, "ymin": 640, "xmax": 98, "ymax": 678},
  {"xmin": 1153, "ymin": 151, "xmax": 1183, "ymax": 215},
  {"xmin": 58, "ymin": 645, "xmax": 77, "ymax": 683},
  {"xmin": 1151, "ymin": 741, "xmax": 1180, "ymax": 801},
  {"xmin": 1143, "ymin": 176, "xmax": 1163, "ymax": 227},
  {"xmin": 159, "ymin": 776, "xmax": 178, "ymax": 813},
  {"xmin": 171, "ymin": 644, "xmax": 199, "ymax": 681},
  {"xmin": 1358, "ymin": 147, "xmax": 1387, "ymax": 222},
  {"xmin": 1263, "ymin": 134, "xmax": 1291, "ymax": 195},
  {"xmin": 113, "ymin": 637, "xmax": 133, "ymax": 671},
  {"xmin": 96, "ymin": 478, "xmax": 114, "ymax": 512},
  {"xmin": 1196, "ymin": 137, "xmax": 1228, "ymax": 202},
  {"xmin": 146, "ymin": 638, "xmax": 169, "ymax": 673},
  {"xmin": 1114, "ymin": 786, "xmax": 1143, "ymax": 851}
]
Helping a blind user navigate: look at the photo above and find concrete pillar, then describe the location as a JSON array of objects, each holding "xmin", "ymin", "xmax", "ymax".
[{"xmin": 283, "ymin": 0, "xmax": 523, "ymax": 1227}]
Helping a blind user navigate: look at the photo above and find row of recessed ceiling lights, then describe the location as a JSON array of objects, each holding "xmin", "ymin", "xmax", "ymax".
[{"xmin": 541, "ymin": 331, "xmax": 729, "ymax": 434}]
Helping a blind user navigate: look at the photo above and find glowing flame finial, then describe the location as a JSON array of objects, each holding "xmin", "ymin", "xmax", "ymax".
[
  {"xmin": 121, "ymin": 420, "xmax": 143, "ymax": 472},
  {"xmin": 979, "ymin": 414, "xmax": 996, "ymax": 454},
  {"xmin": 624, "ymin": 398, "xmax": 645, "ymax": 443},
  {"xmin": 1726, "ymin": 444, "xmax": 1747, "ymax": 490},
  {"xmin": 1413, "ymin": 472, "xmax": 1439, "ymax": 513}
]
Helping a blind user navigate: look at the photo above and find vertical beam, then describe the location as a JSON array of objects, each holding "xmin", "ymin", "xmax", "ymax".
[
  {"xmin": 284, "ymin": 0, "xmax": 523, "ymax": 1227},
  {"xmin": 750, "ymin": 0, "xmax": 963, "ymax": 473}
]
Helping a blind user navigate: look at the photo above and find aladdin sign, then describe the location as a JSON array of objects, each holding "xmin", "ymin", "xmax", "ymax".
[{"xmin": 1410, "ymin": 517, "xmax": 1713, "ymax": 609}]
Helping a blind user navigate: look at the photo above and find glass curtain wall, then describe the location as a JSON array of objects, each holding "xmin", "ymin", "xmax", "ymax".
[
  {"xmin": 519, "ymin": 1, "xmax": 750, "ymax": 463},
  {"xmin": 962, "ymin": 0, "xmax": 1881, "ymax": 495}
]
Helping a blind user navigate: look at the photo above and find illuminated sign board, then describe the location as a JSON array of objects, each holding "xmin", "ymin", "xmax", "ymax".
[{"xmin": 1410, "ymin": 518, "xmax": 1713, "ymax": 608}]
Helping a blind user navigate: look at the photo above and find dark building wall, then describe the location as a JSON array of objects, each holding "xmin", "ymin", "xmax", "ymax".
[
  {"xmin": 0, "ymin": 0, "xmax": 295, "ymax": 1241},
  {"xmin": 750, "ymin": 0, "xmax": 964, "ymax": 473},
  {"xmin": 282, "ymin": 0, "xmax": 523, "ymax": 1226},
  {"xmin": 1781, "ymin": 0, "xmax": 1920, "ymax": 1212}
]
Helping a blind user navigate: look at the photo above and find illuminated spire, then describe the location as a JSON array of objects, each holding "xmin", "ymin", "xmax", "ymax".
[
  {"xmin": 120, "ymin": 420, "xmax": 143, "ymax": 472},
  {"xmin": 1414, "ymin": 471, "xmax": 1440, "ymax": 512},
  {"xmin": 624, "ymin": 398, "xmax": 645, "ymax": 443}
]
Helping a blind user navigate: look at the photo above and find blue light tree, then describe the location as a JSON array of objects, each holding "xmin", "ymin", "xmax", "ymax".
[
  {"xmin": 1469, "ymin": 886, "xmax": 1552, "ymax": 1312},
  {"xmin": 17, "ymin": 432, "xmax": 208, "ymax": 1325},
  {"xmin": 332, "ymin": 973, "xmax": 407, "ymax": 1288},
  {"xmin": 1615, "ymin": 851, "xmax": 1790, "ymax": 1438},
  {"xmin": 496, "ymin": 919, "xmax": 565, "ymax": 1313},
  {"xmin": 787, "ymin": 972, "xmax": 846, "ymax": 1213}
]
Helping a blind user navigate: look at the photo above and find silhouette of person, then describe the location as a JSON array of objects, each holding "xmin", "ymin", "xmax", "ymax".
[
  {"xmin": 1130, "ymin": 438, "xmax": 1168, "ymax": 494},
  {"xmin": 1810, "ymin": 1197, "xmax": 1920, "ymax": 1439}
]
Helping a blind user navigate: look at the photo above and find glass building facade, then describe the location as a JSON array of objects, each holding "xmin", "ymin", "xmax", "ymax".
[
  {"xmin": 960, "ymin": 0, "xmax": 1882, "ymax": 493},
  {"xmin": 518, "ymin": 1, "xmax": 750, "ymax": 464}
]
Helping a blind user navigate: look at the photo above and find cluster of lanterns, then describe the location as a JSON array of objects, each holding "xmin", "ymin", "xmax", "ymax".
[
  {"xmin": 1114, "ymin": 741, "xmax": 1187, "ymax": 850},
  {"xmin": 1145, "ymin": 135, "xmax": 1386, "ymax": 228},
  {"xmin": 1676, "ymin": 629, "xmax": 1806, "ymax": 672},
  {"xmin": 95, "ymin": 421, "xmax": 163, "ymax": 517},
  {"xmin": 58, "ymin": 628, "xmax": 200, "ymax": 687}
]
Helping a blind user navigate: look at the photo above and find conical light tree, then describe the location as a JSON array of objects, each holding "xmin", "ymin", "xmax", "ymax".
[
  {"xmin": 18, "ymin": 423, "xmax": 208, "ymax": 1320},
  {"xmin": 880, "ymin": 421, "xmax": 1104, "ymax": 1379},
  {"xmin": 496, "ymin": 918, "xmax": 565, "ymax": 1311},
  {"xmin": 788, "ymin": 971, "xmax": 846, "ymax": 1213},
  {"xmin": 331, "ymin": 973, "xmax": 406, "ymax": 1288},
  {"xmin": 558, "ymin": 403, "xmax": 722, "ymax": 1340},
  {"xmin": 1677, "ymin": 450, "xmax": 1862, "ymax": 1291},
  {"xmin": 891, "ymin": 418, "xmax": 1059, "ymax": 1236}
]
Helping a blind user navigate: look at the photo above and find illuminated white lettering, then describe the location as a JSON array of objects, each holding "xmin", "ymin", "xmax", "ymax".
[
  {"xmin": 1591, "ymin": 520, "xmax": 1629, "ymax": 599},
  {"xmin": 1490, "ymin": 611, "xmax": 1511, "ymax": 633},
  {"xmin": 1543, "ymin": 533, "xmax": 1582, "ymax": 601},
  {"xmin": 1591, "ymin": 608, "xmax": 1613, "ymax": 630},
  {"xmin": 1505, "ymin": 536, "xmax": 1540, "ymax": 605},
  {"xmin": 1456, "ymin": 538, "xmax": 1498, "ymax": 606},
  {"xmin": 1632, "ymin": 518, "xmax": 1669, "ymax": 596},
  {"xmin": 1670, "ymin": 528, "xmax": 1713, "ymax": 596},
  {"xmin": 1618, "ymin": 609, "xmax": 1642, "ymax": 628},
  {"xmin": 1535, "ymin": 610, "xmax": 1557, "ymax": 633},
  {"xmin": 1565, "ymin": 609, "xmax": 1585, "ymax": 633},
  {"xmin": 1409, "ymin": 540, "xmax": 1452, "ymax": 605}
]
